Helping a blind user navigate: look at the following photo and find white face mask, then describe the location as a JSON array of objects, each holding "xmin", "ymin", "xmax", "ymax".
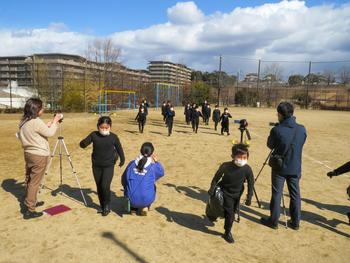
[
  {"xmin": 99, "ymin": 129, "xmax": 110, "ymax": 136},
  {"xmin": 234, "ymin": 159, "xmax": 247, "ymax": 167}
]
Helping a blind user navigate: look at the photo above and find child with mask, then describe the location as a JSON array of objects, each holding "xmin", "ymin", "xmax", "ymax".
[
  {"xmin": 135, "ymin": 107, "xmax": 147, "ymax": 133},
  {"xmin": 212, "ymin": 104, "xmax": 221, "ymax": 131},
  {"xmin": 208, "ymin": 143, "xmax": 254, "ymax": 244},
  {"xmin": 219, "ymin": 107, "xmax": 232, "ymax": 135},
  {"xmin": 80, "ymin": 116, "xmax": 125, "ymax": 216},
  {"xmin": 166, "ymin": 106, "xmax": 175, "ymax": 136},
  {"xmin": 191, "ymin": 106, "xmax": 203, "ymax": 133}
]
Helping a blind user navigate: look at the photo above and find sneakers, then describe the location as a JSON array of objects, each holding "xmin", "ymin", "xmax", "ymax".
[
  {"xmin": 223, "ymin": 232, "xmax": 235, "ymax": 244},
  {"xmin": 287, "ymin": 220, "xmax": 300, "ymax": 230},
  {"xmin": 23, "ymin": 210, "xmax": 43, "ymax": 220},
  {"xmin": 139, "ymin": 207, "xmax": 148, "ymax": 216},
  {"xmin": 260, "ymin": 217, "xmax": 278, "ymax": 229}
]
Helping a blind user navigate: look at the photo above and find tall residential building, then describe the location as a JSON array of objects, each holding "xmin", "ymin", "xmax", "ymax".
[{"xmin": 148, "ymin": 61, "xmax": 192, "ymax": 86}]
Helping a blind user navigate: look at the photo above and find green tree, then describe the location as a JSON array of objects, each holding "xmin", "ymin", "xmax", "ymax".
[{"xmin": 190, "ymin": 81, "xmax": 211, "ymax": 104}]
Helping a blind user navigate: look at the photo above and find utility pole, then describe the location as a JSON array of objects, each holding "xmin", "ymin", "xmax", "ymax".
[
  {"xmin": 306, "ymin": 61, "xmax": 311, "ymax": 109},
  {"xmin": 9, "ymin": 59, "xmax": 13, "ymax": 110},
  {"xmin": 256, "ymin": 59, "xmax": 261, "ymax": 103},
  {"xmin": 218, "ymin": 55, "xmax": 222, "ymax": 105}
]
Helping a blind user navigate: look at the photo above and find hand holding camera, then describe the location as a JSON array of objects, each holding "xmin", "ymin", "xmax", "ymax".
[{"xmin": 53, "ymin": 112, "xmax": 64, "ymax": 124}]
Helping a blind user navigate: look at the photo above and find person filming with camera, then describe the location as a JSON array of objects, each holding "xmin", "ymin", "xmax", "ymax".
[
  {"xmin": 261, "ymin": 102, "xmax": 307, "ymax": 230},
  {"xmin": 17, "ymin": 98, "xmax": 63, "ymax": 219}
]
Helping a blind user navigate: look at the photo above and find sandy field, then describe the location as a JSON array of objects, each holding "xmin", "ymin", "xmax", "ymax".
[{"xmin": 0, "ymin": 107, "xmax": 349, "ymax": 263}]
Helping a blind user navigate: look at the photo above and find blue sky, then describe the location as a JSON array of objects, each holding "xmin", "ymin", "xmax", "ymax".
[
  {"xmin": 0, "ymin": 1, "xmax": 349, "ymax": 75},
  {"xmin": 0, "ymin": 0, "xmax": 348, "ymax": 34}
]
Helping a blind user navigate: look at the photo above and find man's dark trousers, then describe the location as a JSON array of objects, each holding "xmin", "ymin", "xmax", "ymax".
[{"xmin": 270, "ymin": 171, "xmax": 301, "ymax": 226}]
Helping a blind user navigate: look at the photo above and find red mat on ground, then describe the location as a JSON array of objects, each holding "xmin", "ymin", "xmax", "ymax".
[{"xmin": 43, "ymin": 204, "xmax": 71, "ymax": 216}]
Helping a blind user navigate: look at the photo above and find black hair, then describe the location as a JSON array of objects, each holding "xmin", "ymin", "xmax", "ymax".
[
  {"xmin": 232, "ymin": 143, "xmax": 249, "ymax": 157},
  {"xmin": 215, "ymin": 104, "xmax": 219, "ymax": 108},
  {"xmin": 97, "ymin": 116, "xmax": 112, "ymax": 128},
  {"xmin": 20, "ymin": 98, "xmax": 43, "ymax": 127},
  {"xmin": 224, "ymin": 107, "xmax": 228, "ymax": 111},
  {"xmin": 137, "ymin": 142, "xmax": 154, "ymax": 172},
  {"xmin": 277, "ymin": 101, "xmax": 294, "ymax": 119}
]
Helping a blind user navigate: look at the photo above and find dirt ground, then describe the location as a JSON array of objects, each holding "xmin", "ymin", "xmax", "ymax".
[{"xmin": 0, "ymin": 107, "xmax": 349, "ymax": 263}]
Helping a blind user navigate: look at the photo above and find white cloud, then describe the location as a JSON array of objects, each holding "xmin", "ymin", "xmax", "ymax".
[
  {"xmin": 167, "ymin": 1, "xmax": 204, "ymax": 24},
  {"xmin": 0, "ymin": 1, "xmax": 349, "ymax": 74}
]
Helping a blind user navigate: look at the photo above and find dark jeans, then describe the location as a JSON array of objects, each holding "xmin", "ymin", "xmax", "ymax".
[
  {"xmin": 138, "ymin": 120, "xmax": 146, "ymax": 133},
  {"xmin": 270, "ymin": 172, "xmax": 301, "ymax": 226},
  {"xmin": 92, "ymin": 165, "xmax": 115, "ymax": 207},
  {"xmin": 214, "ymin": 121, "xmax": 219, "ymax": 130},
  {"xmin": 221, "ymin": 124, "xmax": 229, "ymax": 134},
  {"xmin": 167, "ymin": 120, "xmax": 173, "ymax": 135},
  {"xmin": 192, "ymin": 119, "xmax": 199, "ymax": 133},
  {"xmin": 223, "ymin": 196, "xmax": 240, "ymax": 233}
]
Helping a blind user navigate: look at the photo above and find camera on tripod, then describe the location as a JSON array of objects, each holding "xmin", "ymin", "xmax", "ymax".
[
  {"xmin": 54, "ymin": 110, "xmax": 64, "ymax": 123},
  {"xmin": 234, "ymin": 119, "xmax": 248, "ymax": 130},
  {"xmin": 232, "ymin": 119, "xmax": 251, "ymax": 145}
]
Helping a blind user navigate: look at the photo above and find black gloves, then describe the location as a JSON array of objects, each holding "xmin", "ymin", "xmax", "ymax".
[
  {"xmin": 119, "ymin": 161, "xmax": 125, "ymax": 167},
  {"xmin": 208, "ymin": 188, "xmax": 214, "ymax": 196},
  {"xmin": 327, "ymin": 171, "xmax": 337, "ymax": 178},
  {"xmin": 245, "ymin": 198, "xmax": 252, "ymax": 206}
]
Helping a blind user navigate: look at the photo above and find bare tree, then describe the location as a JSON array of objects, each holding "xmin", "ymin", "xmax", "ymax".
[
  {"xmin": 339, "ymin": 66, "xmax": 350, "ymax": 84},
  {"xmin": 323, "ymin": 69, "xmax": 336, "ymax": 86},
  {"xmin": 86, "ymin": 38, "xmax": 121, "ymax": 90},
  {"xmin": 262, "ymin": 63, "xmax": 284, "ymax": 82}
]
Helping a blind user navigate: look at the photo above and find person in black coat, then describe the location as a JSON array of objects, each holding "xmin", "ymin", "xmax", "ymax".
[
  {"xmin": 165, "ymin": 100, "xmax": 172, "ymax": 126},
  {"xmin": 166, "ymin": 107, "xmax": 176, "ymax": 136},
  {"xmin": 261, "ymin": 102, "xmax": 307, "ymax": 230},
  {"xmin": 203, "ymin": 104, "xmax": 211, "ymax": 125},
  {"xmin": 135, "ymin": 107, "xmax": 147, "ymax": 133},
  {"xmin": 161, "ymin": 101, "xmax": 167, "ymax": 122},
  {"xmin": 219, "ymin": 108, "xmax": 232, "ymax": 135},
  {"xmin": 202, "ymin": 100, "xmax": 208, "ymax": 124},
  {"xmin": 212, "ymin": 104, "xmax": 221, "ymax": 131},
  {"xmin": 80, "ymin": 116, "xmax": 125, "ymax": 216},
  {"xmin": 142, "ymin": 99, "xmax": 149, "ymax": 115},
  {"xmin": 208, "ymin": 143, "xmax": 254, "ymax": 244},
  {"xmin": 191, "ymin": 106, "xmax": 203, "ymax": 133},
  {"xmin": 184, "ymin": 103, "xmax": 191, "ymax": 125}
]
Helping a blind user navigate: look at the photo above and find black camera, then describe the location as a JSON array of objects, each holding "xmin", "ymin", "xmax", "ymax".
[
  {"xmin": 269, "ymin": 122, "xmax": 279, "ymax": 127},
  {"xmin": 54, "ymin": 110, "xmax": 64, "ymax": 123},
  {"xmin": 234, "ymin": 119, "xmax": 248, "ymax": 130}
]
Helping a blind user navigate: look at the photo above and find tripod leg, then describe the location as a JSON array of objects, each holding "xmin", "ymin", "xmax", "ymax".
[
  {"xmin": 282, "ymin": 194, "xmax": 288, "ymax": 229},
  {"xmin": 253, "ymin": 187, "xmax": 261, "ymax": 208},
  {"xmin": 61, "ymin": 139, "xmax": 88, "ymax": 207},
  {"xmin": 41, "ymin": 139, "xmax": 60, "ymax": 190}
]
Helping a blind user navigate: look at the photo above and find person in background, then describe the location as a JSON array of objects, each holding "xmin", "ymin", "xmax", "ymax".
[
  {"xmin": 166, "ymin": 106, "xmax": 176, "ymax": 136},
  {"xmin": 219, "ymin": 108, "xmax": 232, "ymax": 135},
  {"xmin": 212, "ymin": 104, "xmax": 221, "ymax": 131}
]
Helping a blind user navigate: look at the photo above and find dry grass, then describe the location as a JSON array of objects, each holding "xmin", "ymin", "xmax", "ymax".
[{"xmin": 0, "ymin": 107, "xmax": 349, "ymax": 263}]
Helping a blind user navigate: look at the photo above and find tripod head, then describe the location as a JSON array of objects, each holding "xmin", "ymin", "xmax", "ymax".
[{"xmin": 234, "ymin": 119, "xmax": 251, "ymax": 143}]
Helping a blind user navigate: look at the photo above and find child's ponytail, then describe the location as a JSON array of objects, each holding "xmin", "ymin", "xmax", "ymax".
[{"xmin": 137, "ymin": 142, "xmax": 154, "ymax": 172}]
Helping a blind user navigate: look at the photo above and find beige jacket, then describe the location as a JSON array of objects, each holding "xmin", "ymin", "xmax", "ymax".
[{"xmin": 19, "ymin": 118, "xmax": 58, "ymax": 156}]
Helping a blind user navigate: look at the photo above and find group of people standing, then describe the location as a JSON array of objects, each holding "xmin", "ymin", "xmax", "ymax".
[{"xmin": 184, "ymin": 100, "xmax": 233, "ymax": 135}]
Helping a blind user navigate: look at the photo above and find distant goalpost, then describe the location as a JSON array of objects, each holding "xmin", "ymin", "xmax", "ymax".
[
  {"xmin": 154, "ymin": 82, "xmax": 182, "ymax": 110},
  {"xmin": 96, "ymin": 89, "xmax": 136, "ymax": 114}
]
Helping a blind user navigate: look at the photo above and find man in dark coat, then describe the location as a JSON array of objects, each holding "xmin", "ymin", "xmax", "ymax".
[
  {"xmin": 261, "ymin": 102, "xmax": 307, "ymax": 230},
  {"xmin": 212, "ymin": 104, "xmax": 221, "ymax": 131}
]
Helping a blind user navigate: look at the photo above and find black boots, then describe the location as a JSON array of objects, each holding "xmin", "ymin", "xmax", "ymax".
[
  {"xmin": 223, "ymin": 231, "xmax": 234, "ymax": 244},
  {"xmin": 23, "ymin": 210, "xmax": 43, "ymax": 220},
  {"xmin": 102, "ymin": 204, "xmax": 110, "ymax": 216}
]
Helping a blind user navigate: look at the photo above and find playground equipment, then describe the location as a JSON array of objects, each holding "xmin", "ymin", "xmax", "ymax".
[
  {"xmin": 97, "ymin": 89, "xmax": 136, "ymax": 114},
  {"xmin": 154, "ymin": 83, "xmax": 182, "ymax": 110}
]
